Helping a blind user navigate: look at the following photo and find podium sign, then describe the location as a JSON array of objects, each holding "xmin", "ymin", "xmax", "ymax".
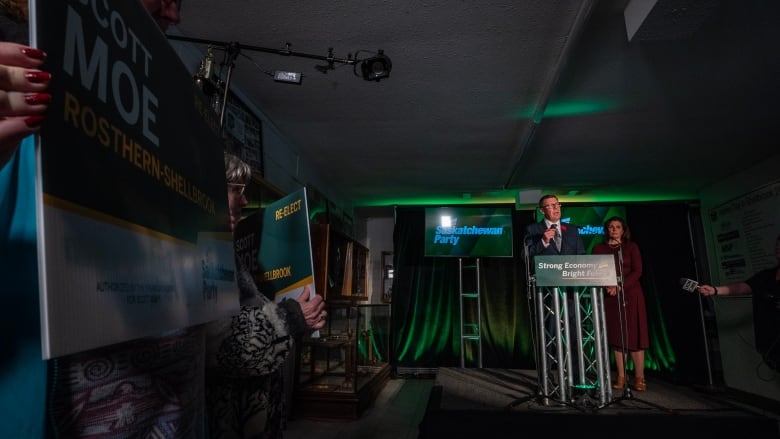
[{"xmin": 533, "ymin": 255, "xmax": 617, "ymax": 287}]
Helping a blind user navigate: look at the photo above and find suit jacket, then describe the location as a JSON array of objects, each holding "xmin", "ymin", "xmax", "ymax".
[{"xmin": 525, "ymin": 220, "xmax": 585, "ymax": 259}]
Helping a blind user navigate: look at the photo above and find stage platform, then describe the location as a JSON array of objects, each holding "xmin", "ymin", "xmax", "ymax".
[{"xmin": 419, "ymin": 368, "xmax": 780, "ymax": 438}]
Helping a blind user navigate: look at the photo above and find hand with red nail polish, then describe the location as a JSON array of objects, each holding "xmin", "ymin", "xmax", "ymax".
[{"xmin": 0, "ymin": 41, "xmax": 50, "ymax": 168}]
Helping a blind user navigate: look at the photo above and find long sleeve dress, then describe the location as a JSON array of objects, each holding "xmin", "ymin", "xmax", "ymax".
[{"xmin": 592, "ymin": 240, "xmax": 649, "ymax": 352}]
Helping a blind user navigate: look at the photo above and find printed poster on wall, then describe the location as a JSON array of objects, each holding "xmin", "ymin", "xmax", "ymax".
[
  {"xmin": 707, "ymin": 180, "xmax": 780, "ymax": 284},
  {"xmin": 224, "ymin": 95, "xmax": 262, "ymax": 174},
  {"xmin": 32, "ymin": 0, "xmax": 239, "ymax": 358}
]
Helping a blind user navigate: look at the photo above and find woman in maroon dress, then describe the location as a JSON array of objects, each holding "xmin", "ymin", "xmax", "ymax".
[{"xmin": 592, "ymin": 216, "xmax": 649, "ymax": 391}]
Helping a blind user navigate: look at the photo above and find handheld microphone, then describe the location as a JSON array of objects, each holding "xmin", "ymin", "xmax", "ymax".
[
  {"xmin": 680, "ymin": 277, "xmax": 699, "ymax": 293},
  {"xmin": 549, "ymin": 223, "xmax": 562, "ymax": 251}
]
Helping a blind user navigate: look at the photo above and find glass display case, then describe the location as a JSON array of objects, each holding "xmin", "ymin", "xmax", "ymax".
[{"xmin": 293, "ymin": 303, "xmax": 391, "ymax": 420}]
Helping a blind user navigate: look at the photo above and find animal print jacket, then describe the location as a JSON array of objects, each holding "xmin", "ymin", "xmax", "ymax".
[{"xmin": 204, "ymin": 262, "xmax": 307, "ymax": 438}]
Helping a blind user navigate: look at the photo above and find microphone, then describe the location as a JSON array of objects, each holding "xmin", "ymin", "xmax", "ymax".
[
  {"xmin": 680, "ymin": 277, "xmax": 699, "ymax": 293},
  {"xmin": 550, "ymin": 223, "xmax": 561, "ymax": 242},
  {"xmin": 522, "ymin": 233, "xmax": 532, "ymax": 256}
]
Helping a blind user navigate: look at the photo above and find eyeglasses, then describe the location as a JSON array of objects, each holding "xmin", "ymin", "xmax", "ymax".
[
  {"xmin": 228, "ymin": 183, "xmax": 246, "ymax": 196},
  {"xmin": 540, "ymin": 202, "xmax": 561, "ymax": 210}
]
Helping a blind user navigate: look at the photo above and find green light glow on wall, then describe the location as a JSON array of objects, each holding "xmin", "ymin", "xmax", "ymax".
[
  {"xmin": 510, "ymin": 99, "xmax": 621, "ymax": 120},
  {"xmin": 356, "ymin": 190, "xmax": 696, "ymax": 208},
  {"xmin": 358, "ymin": 191, "xmax": 517, "ymax": 207},
  {"xmin": 543, "ymin": 100, "xmax": 621, "ymax": 118}
]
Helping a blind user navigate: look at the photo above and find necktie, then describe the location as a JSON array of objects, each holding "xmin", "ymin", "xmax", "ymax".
[{"xmin": 552, "ymin": 223, "xmax": 561, "ymax": 251}]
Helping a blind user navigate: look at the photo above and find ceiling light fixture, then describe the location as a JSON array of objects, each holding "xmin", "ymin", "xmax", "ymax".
[
  {"xmin": 169, "ymin": 35, "xmax": 392, "ymax": 84},
  {"xmin": 359, "ymin": 50, "xmax": 392, "ymax": 82},
  {"xmin": 194, "ymin": 46, "xmax": 219, "ymax": 96},
  {"xmin": 167, "ymin": 35, "xmax": 393, "ymax": 131}
]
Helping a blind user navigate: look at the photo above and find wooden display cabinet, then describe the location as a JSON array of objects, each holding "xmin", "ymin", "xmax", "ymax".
[
  {"xmin": 310, "ymin": 224, "xmax": 369, "ymax": 301},
  {"xmin": 293, "ymin": 303, "xmax": 391, "ymax": 420}
]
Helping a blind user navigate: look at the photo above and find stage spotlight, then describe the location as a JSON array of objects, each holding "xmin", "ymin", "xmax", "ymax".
[
  {"xmin": 360, "ymin": 50, "xmax": 392, "ymax": 82},
  {"xmin": 194, "ymin": 46, "xmax": 219, "ymax": 95}
]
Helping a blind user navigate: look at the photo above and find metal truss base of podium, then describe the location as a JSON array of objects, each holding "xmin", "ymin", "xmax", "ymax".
[{"xmin": 532, "ymin": 285, "xmax": 613, "ymax": 408}]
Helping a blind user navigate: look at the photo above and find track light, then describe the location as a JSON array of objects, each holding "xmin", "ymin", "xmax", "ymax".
[
  {"xmin": 194, "ymin": 46, "xmax": 220, "ymax": 96},
  {"xmin": 168, "ymin": 35, "xmax": 393, "ymax": 87},
  {"xmin": 360, "ymin": 50, "xmax": 392, "ymax": 82}
]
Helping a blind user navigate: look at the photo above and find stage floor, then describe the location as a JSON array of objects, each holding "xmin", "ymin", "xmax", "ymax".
[{"xmin": 421, "ymin": 368, "xmax": 780, "ymax": 438}]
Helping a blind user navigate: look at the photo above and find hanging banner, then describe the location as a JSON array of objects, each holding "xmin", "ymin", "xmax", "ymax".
[{"xmin": 32, "ymin": 0, "xmax": 239, "ymax": 358}]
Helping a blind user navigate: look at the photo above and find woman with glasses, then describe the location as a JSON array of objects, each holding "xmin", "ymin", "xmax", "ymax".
[{"xmin": 205, "ymin": 153, "xmax": 328, "ymax": 439}]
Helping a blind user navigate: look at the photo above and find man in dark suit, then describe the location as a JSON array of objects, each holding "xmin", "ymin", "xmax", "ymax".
[
  {"xmin": 526, "ymin": 194, "xmax": 585, "ymax": 257},
  {"xmin": 525, "ymin": 194, "xmax": 586, "ymax": 395}
]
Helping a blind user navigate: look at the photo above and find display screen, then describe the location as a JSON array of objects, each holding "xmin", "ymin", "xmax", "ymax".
[
  {"xmin": 536, "ymin": 204, "xmax": 627, "ymax": 253},
  {"xmin": 424, "ymin": 206, "xmax": 514, "ymax": 258}
]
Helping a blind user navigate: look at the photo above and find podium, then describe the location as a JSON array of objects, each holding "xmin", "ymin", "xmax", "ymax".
[{"xmin": 530, "ymin": 254, "xmax": 617, "ymax": 407}]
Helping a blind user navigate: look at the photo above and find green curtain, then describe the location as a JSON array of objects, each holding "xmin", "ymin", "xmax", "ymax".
[{"xmin": 390, "ymin": 207, "xmax": 535, "ymax": 369}]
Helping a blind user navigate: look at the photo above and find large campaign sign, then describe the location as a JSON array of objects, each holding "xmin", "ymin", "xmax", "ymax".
[
  {"xmin": 33, "ymin": 0, "xmax": 239, "ymax": 358},
  {"xmin": 234, "ymin": 188, "xmax": 317, "ymax": 303}
]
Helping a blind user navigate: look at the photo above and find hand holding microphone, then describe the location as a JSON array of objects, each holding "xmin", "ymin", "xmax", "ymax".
[
  {"xmin": 697, "ymin": 284, "xmax": 718, "ymax": 296},
  {"xmin": 679, "ymin": 277, "xmax": 699, "ymax": 293},
  {"xmin": 544, "ymin": 223, "xmax": 558, "ymax": 244},
  {"xmin": 680, "ymin": 277, "xmax": 718, "ymax": 296}
]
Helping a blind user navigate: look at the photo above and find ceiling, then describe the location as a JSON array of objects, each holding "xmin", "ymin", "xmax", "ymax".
[{"xmin": 172, "ymin": 0, "xmax": 780, "ymax": 210}]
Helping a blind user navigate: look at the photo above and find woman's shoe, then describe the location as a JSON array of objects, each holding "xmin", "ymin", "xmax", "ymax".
[
  {"xmin": 612, "ymin": 375, "xmax": 626, "ymax": 389},
  {"xmin": 633, "ymin": 376, "xmax": 647, "ymax": 391}
]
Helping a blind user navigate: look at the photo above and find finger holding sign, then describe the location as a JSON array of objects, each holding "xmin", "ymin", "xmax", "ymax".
[
  {"xmin": 0, "ymin": 42, "xmax": 50, "ymax": 167},
  {"xmin": 297, "ymin": 284, "xmax": 327, "ymax": 330}
]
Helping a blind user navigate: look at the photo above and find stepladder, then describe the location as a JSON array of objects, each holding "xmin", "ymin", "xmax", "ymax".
[{"xmin": 459, "ymin": 257, "xmax": 482, "ymax": 368}]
